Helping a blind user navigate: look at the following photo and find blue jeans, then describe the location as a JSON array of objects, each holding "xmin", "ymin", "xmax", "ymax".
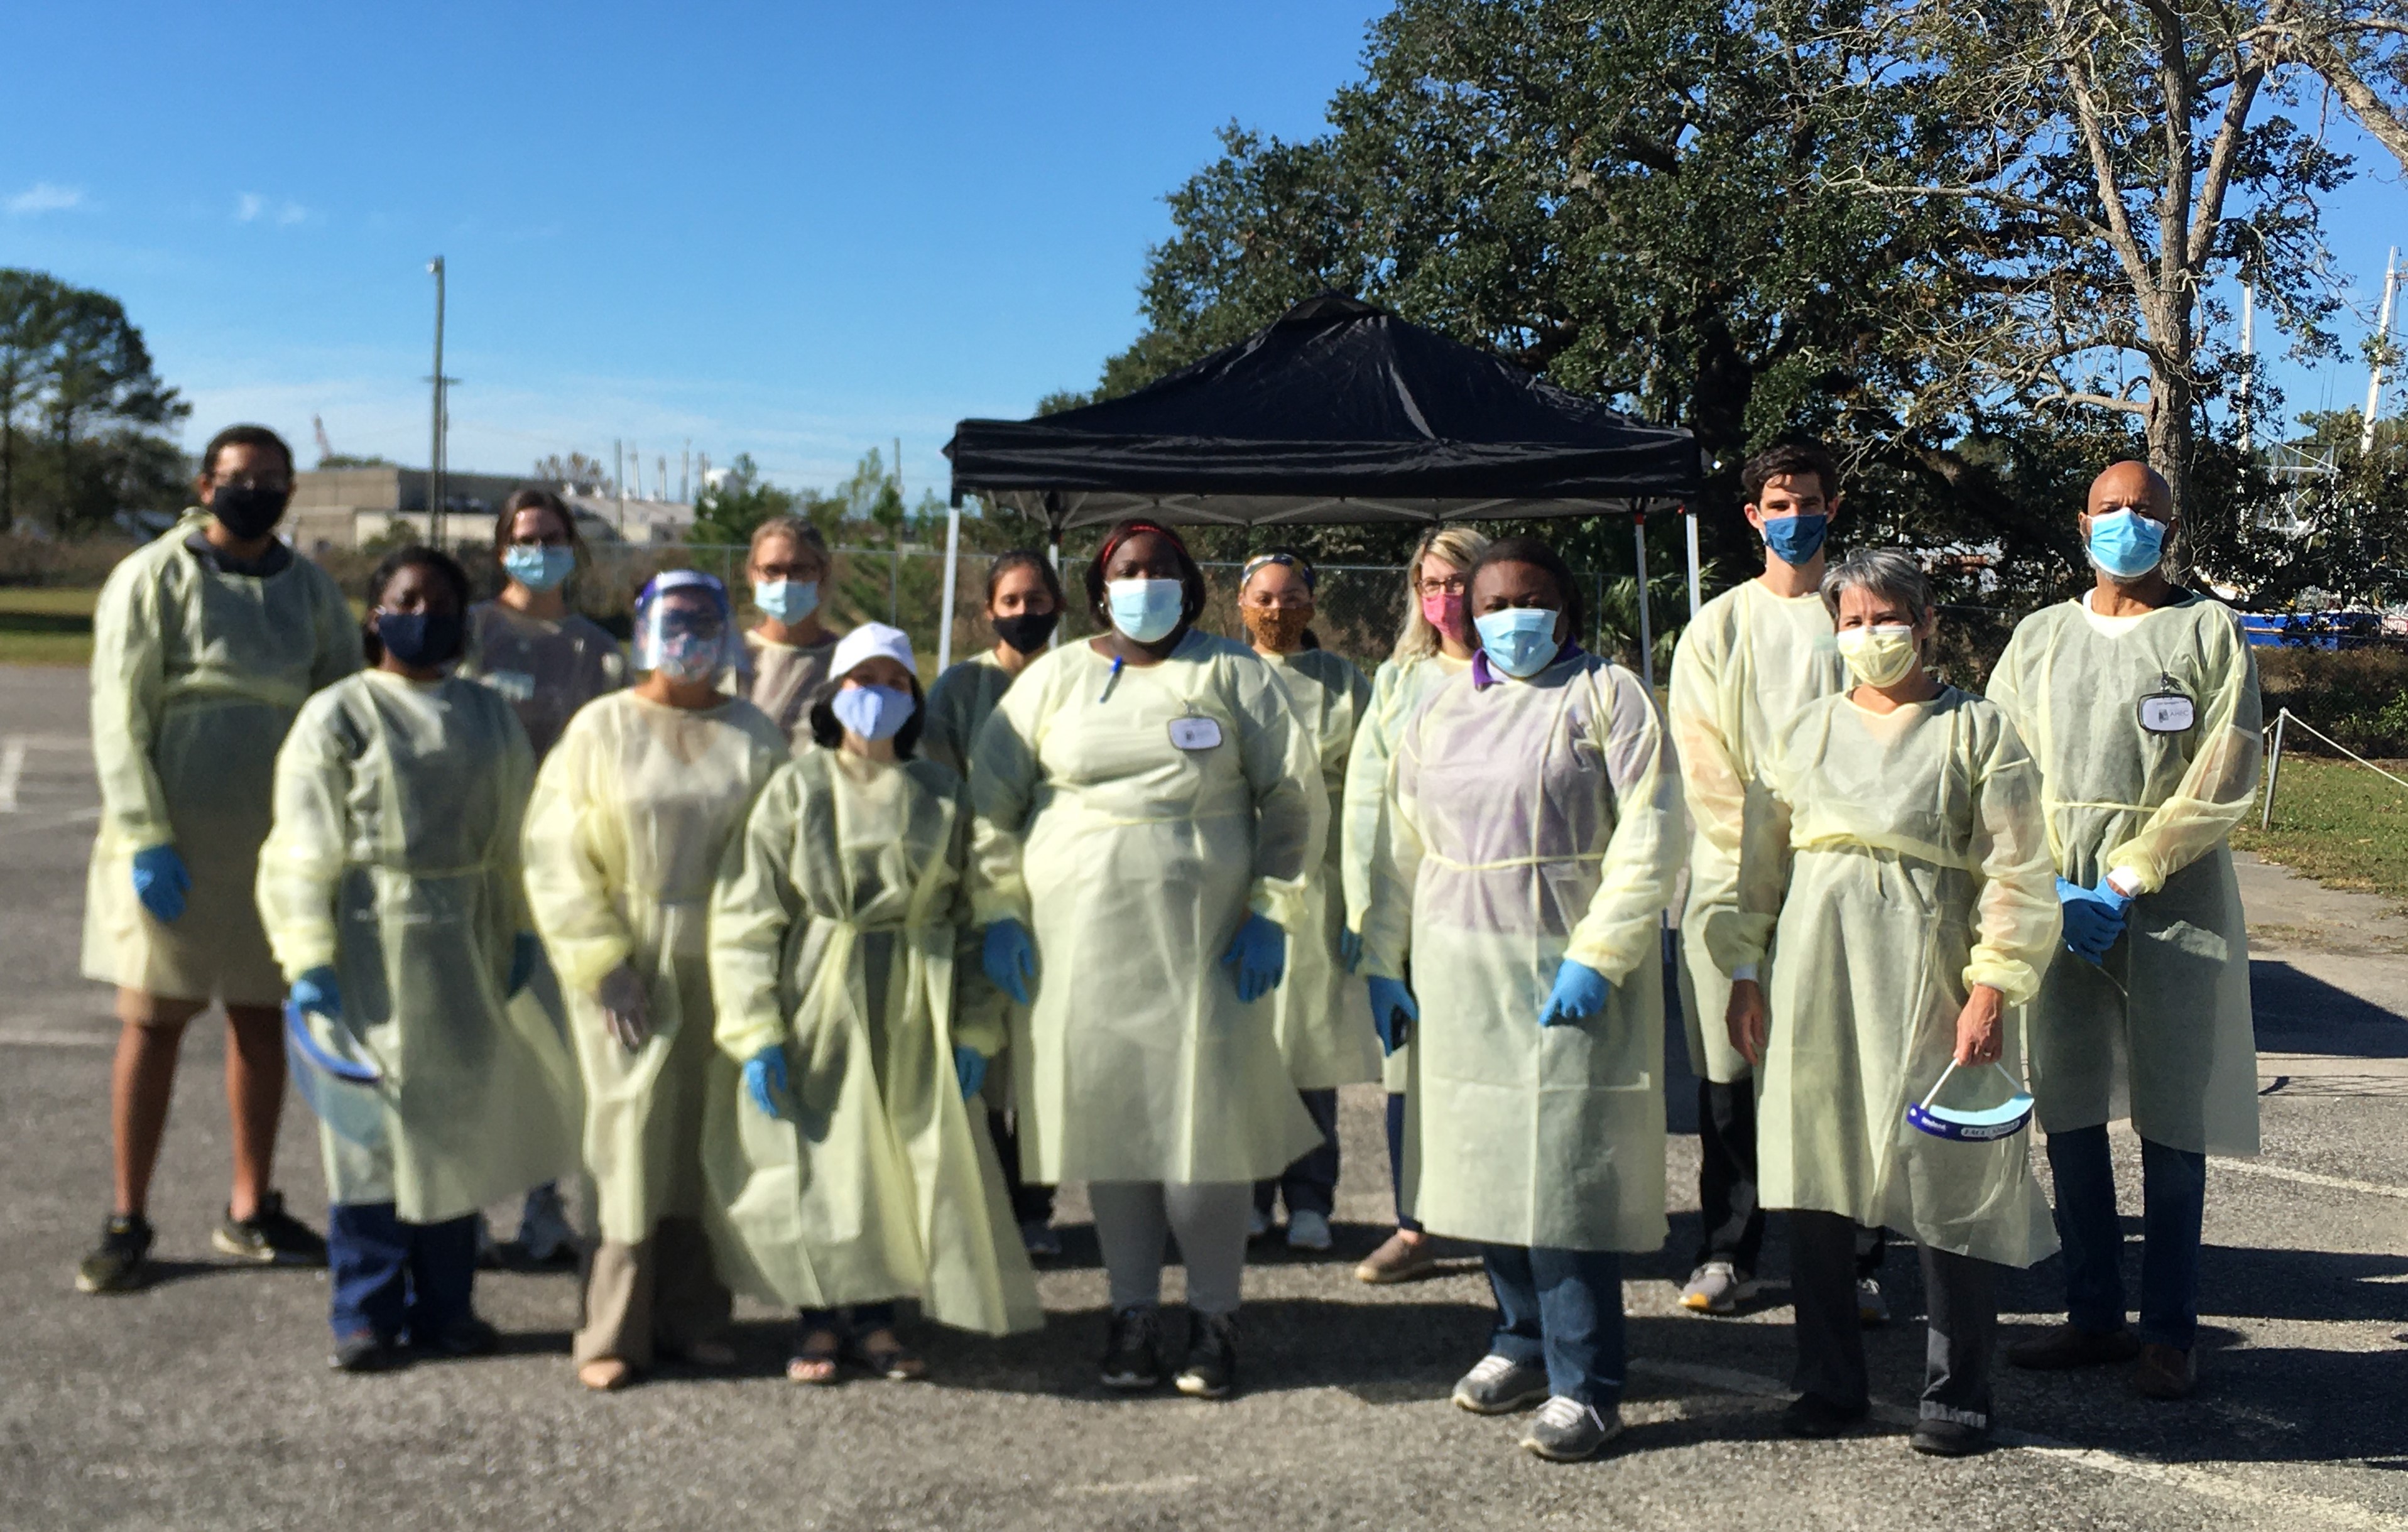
[
  {"xmin": 1256, "ymin": 1088, "xmax": 1339, "ymax": 1219},
  {"xmin": 2046, "ymin": 1124, "xmax": 2208, "ymax": 1351},
  {"xmin": 1481, "ymin": 1244, "xmax": 1625, "ymax": 1410},
  {"xmin": 327, "ymin": 1203, "xmax": 478, "ymax": 1344},
  {"xmin": 1385, "ymin": 1092, "xmax": 1422, "ymax": 1233}
]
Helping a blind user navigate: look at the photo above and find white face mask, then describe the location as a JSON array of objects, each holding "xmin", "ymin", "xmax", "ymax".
[{"xmin": 1835, "ymin": 623, "xmax": 1919, "ymax": 688}]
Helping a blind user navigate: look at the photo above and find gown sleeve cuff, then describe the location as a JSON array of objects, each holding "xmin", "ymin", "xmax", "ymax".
[{"xmin": 1963, "ymin": 954, "xmax": 2041, "ymax": 1009}]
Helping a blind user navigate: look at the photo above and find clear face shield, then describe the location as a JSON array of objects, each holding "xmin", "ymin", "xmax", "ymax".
[
  {"xmin": 633, "ymin": 572, "xmax": 742, "ymax": 684},
  {"xmin": 1905, "ymin": 1060, "xmax": 2037, "ymax": 1143}
]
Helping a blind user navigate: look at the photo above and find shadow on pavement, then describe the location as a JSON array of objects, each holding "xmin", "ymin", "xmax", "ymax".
[{"xmin": 2252, "ymin": 959, "xmax": 2407, "ymax": 1054}]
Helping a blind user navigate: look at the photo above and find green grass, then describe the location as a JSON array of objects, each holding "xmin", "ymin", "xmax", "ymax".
[
  {"xmin": 2233, "ymin": 755, "xmax": 2408, "ymax": 907},
  {"xmin": 0, "ymin": 586, "xmax": 97, "ymax": 666}
]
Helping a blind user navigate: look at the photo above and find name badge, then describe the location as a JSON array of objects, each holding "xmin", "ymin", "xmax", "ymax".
[
  {"xmin": 2138, "ymin": 671, "xmax": 2194, "ymax": 734},
  {"xmin": 1169, "ymin": 716, "xmax": 1223, "ymax": 751},
  {"xmin": 2139, "ymin": 695, "xmax": 2194, "ymax": 733}
]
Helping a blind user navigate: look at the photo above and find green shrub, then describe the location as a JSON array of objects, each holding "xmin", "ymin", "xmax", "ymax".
[{"xmin": 2257, "ymin": 645, "xmax": 2408, "ymax": 758}]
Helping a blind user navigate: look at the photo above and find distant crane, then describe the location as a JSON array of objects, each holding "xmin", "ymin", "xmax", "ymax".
[{"xmin": 313, "ymin": 414, "xmax": 336, "ymax": 466}]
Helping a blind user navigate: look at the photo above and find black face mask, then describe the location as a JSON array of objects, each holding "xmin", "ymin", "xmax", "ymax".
[
  {"xmin": 374, "ymin": 610, "xmax": 466, "ymax": 669},
  {"xmin": 210, "ymin": 484, "xmax": 290, "ymax": 540},
  {"xmin": 992, "ymin": 610, "xmax": 1060, "ymax": 655}
]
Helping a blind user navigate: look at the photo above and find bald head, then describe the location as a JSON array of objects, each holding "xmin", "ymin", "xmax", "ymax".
[{"xmin": 2086, "ymin": 460, "xmax": 2172, "ymax": 522}]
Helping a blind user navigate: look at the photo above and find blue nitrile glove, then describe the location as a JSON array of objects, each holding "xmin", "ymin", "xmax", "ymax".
[
  {"xmin": 1537, "ymin": 959, "xmax": 1611, "ymax": 1027},
  {"xmin": 508, "ymin": 932, "xmax": 541, "ymax": 997},
  {"xmin": 1367, "ymin": 976, "xmax": 1419, "ymax": 1056},
  {"xmin": 954, "ymin": 1045, "xmax": 988, "ymax": 1101},
  {"xmin": 1220, "ymin": 912, "xmax": 1288, "ymax": 1004},
  {"xmin": 131, "ymin": 844, "xmax": 190, "ymax": 924},
  {"xmin": 744, "ymin": 1045, "xmax": 790, "ymax": 1119},
  {"xmin": 982, "ymin": 919, "xmax": 1037, "ymax": 1006},
  {"xmin": 290, "ymin": 965, "xmax": 342, "ymax": 1020},
  {"xmin": 2057, "ymin": 876, "xmax": 2130, "ymax": 963},
  {"xmin": 1339, "ymin": 925, "xmax": 1364, "ymax": 974}
]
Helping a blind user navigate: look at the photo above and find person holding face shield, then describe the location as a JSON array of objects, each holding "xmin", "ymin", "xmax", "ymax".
[
  {"xmin": 1235, "ymin": 549, "xmax": 1376, "ymax": 1254},
  {"xmin": 78, "ymin": 425, "xmax": 359, "ymax": 1296},
  {"xmin": 968, "ymin": 520, "xmax": 1325, "ymax": 1399},
  {"xmin": 1359, "ymin": 536, "xmax": 1682, "ymax": 1462},
  {"xmin": 521, "ymin": 573, "xmax": 788, "ymax": 1391},
  {"xmin": 922, "ymin": 550, "xmax": 1069, "ymax": 1257},
  {"xmin": 1340, "ymin": 526, "xmax": 1490, "ymax": 1285},
  {"xmin": 458, "ymin": 486, "xmax": 626, "ymax": 1266},
  {"xmin": 1988, "ymin": 462, "xmax": 2263, "ymax": 1401},
  {"xmin": 258, "ymin": 547, "xmax": 579, "ymax": 1371},
  {"xmin": 743, "ymin": 516, "xmax": 845, "ymax": 751},
  {"xmin": 707, "ymin": 622, "xmax": 1040, "ymax": 1386},
  {"xmin": 1702, "ymin": 548, "xmax": 2060, "ymax": 1457}
]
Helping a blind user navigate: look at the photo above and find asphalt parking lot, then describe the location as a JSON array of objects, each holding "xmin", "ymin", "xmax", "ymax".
[{"xmin": 3, "ymin": 661, "xmax": 2403, "ymax": 1531}]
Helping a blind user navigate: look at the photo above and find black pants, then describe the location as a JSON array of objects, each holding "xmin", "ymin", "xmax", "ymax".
[
  {"xmin": 1695, "ymin": 1077, "xmax": 1765, "ymax": 1272},
  {"xmin": 1790, "ymin": 1210, "xmax": 1995, "ymax": 1428},
  {"xmin": 1384, "ymin": 1091, "xmax": 1422, "ymax": 1232},
  {"xmin": 988, "ymin": 1109, "xmax": 1055, "ymax": 1225},
  {"xmin": 1696, "ymin": 1079, "xmax": 1887, "ymax": 1280}
]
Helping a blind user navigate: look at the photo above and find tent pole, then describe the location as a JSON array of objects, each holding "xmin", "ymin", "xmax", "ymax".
[
  {"xmin": 1632, "ymin": 512, "xmax": 1654, "ymax": 691},
  {"xmin": 937, "ymin": 499, "xmax": 962, "ymax": 673},
  {"xmin": 1047, "ymin": 519, "xmax": 1064, "ymax": 649},
  {"xmin": 1684, "ymin": 504, "xmax": 1702, "ymax": 620}
]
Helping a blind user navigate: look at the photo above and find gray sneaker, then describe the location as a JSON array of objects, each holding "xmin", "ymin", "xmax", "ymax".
[
  {"xmin": 1452, "ymin": 1352, "xmax": 1550, "ymax": 1415},
  {"xmin": 1521, "ymin": 1396, "xmax": 1623, "ymax": 1461},
  {"xmin": 1679, "ymin": 1259, "xmax": 1759, "ymax": 1315}
]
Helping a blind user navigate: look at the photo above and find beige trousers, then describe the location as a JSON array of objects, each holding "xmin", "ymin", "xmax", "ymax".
[{"xmin": 573, "ymin": 1217, "xmax": 731, "ymax": 1369}]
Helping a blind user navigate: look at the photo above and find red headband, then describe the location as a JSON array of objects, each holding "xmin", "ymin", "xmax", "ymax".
[{"xmin": 1096, "ymin": 519, "xmax": 1189, "ymax": 571}]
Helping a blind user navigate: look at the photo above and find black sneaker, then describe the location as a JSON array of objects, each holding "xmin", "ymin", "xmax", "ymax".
[
  {"xmin": 212, "ymin": 1192, "xmax": 327, "ymax": 1267},
  {"xmin": 75, "ymin": 1214, "xmax": 154, "ymax": 1294},
  {"xmin": 1173, "ymin": 1310, "xmax": 1238, "ymax": 1399},
  {"xmin": 1099, "ymin": 1305, "xmax": 1162, "ymax": 1391},
  {"xmin": 330, "ymin": 1332, "xmax": 403, "ymax": 1373},
  {"xmin": 415, "ymin": 1316, "xmax": 502, "ymax": 1357},
  {"xmin": 1783, "ymin": 1393, "xmax": 1870, "ymax": 1438},
  {"xmin": 1910, "ymin": 1417, "xmax": 1991, "ymax": 1457}
]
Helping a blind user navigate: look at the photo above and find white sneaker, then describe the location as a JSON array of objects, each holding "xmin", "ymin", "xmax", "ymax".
[
  {"xmin": 1679, "ymin": 1259, "xmax": 1760, "ymax": 1315},
  {"xmin": 1857, "ymin": 1276, "xmax": 1890, "ymax": 1327},
  {"xmin": 1285, "ymin": 1210, "xmax": 1333, "ymax": 1251},
  {"xmin": 1246, "ymin": 1205, "xmax": 1273, "ymax": 1240},
  {"xmin": 516, "ymin": 1185, "xmax": 578, "ymax": 1265}
]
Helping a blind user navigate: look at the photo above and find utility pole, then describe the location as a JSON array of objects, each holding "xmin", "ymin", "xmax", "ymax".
[
  {"xmin": 426, "ymin": 256, "xmax": 447, "ymax": 547},
  {"xmin": 681, "ymin": 440, "xmax": 690, "ymax": 503},
  {"xmin": 2362, "ymin": 246, "xmax": 2398, "ymax": 456},
  {"xmin": 614, "ymin": 438, "xmax": 625, "ymax": 535}
]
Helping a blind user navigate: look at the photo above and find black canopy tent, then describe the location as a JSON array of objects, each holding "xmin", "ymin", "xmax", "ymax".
[{"xmin": 937, "ymin": 293, "xmax": 1706, "ymax": 683}]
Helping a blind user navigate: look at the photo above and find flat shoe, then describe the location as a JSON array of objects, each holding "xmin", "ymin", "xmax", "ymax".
[{"xmin": 578, "ymin": 1358, "xmax": 634, "ymax": 1392}]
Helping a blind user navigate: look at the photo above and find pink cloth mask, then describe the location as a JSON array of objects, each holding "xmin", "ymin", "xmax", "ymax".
[{"xmin": 1420, "ymin": 589, "xmax": 1466, "ymax": 638}]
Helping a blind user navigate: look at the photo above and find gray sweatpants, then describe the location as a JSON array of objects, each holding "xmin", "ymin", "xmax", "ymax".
[
  {"xmin": 1089, "ymin": 1181, "xmax": 1251, "ymax": 1317},
  {"xmin": 1791, "ymin": 1209, "xmax": 1997, "ymax": 1428}
]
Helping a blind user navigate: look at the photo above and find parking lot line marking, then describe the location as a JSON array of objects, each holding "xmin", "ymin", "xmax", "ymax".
[
  {"xmin": 0, "ymin": 1028, "xmax": 114, "ymax": 1049},
  {"xmin": 2213, "ymin": 1156, "xmax": 2408, "ymax": 1202},
  {"xmin": 1632, "ymin": 1359, "xmax": 2406, "ymax": 1530},
  {"xmin": 0, "ymin": 738, "xmax": 23, "ymax": 811}
]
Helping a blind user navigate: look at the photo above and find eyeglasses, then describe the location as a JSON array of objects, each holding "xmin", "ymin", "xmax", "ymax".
[
  {"xmin": 212, "ymin": 473, "xmax": 291, "ymax": 492},
  {"xmin": 1415, "ymin": 575, "xmax": 1467, "ymax": 597}
]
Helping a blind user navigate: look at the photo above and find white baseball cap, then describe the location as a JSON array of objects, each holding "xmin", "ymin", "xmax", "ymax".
[{"xmin": 828, "ymin": 621, "xmax": 916, "ymax": 683}]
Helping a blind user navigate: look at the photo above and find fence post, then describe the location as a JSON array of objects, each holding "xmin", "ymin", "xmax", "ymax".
[
  {"xmin": 1632, "ymin": 513, "xmax": 1653, "ymax": 692},
  {"xmin": 889, "ymin": 547, "xmax": 900, "ymax": 626},
  {"xmin": 2260, "ymin": 708, "xmax": 2289, "ymax": 830},
  {"xmin": 937, "ymin": 501, "xmax": 962, "ymax": 672}
]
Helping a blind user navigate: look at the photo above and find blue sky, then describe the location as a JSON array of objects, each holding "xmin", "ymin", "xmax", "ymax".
[{"xmin": 2, "ymin": 3, "xmax": 2402, "ymax": 496}]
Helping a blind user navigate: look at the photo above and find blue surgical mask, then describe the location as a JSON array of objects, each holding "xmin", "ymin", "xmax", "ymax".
[
  {"xmin": 1106, "ymin": 578, "xmax": 1185, "ymax": 644},
  {"xmin": 1474, "ymin": 607, "xmax": 1562, "ymax": 678},
  {"xmin": 831, "ymin": 682, "xmax": 915, "ymax": 741},
  {"xmin": 2087, "ymin": 509, "xmax": 2167, "ymax": 580},
  {"xmin": 753, "ymin": 578, "xmax": 820, "ymax": 624},
  {"xmin": 501, "ymin": 544, "xmax": 575, "ymax": 592},
  {"xmin": 1760, "ymin": 512, "xmax": 1829, "ymax": 567}
]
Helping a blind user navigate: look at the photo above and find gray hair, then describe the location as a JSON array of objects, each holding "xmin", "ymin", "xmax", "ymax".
[{"xmin": 1819, "ymin": 547, "xmax": 1936, "ymax": 629}]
